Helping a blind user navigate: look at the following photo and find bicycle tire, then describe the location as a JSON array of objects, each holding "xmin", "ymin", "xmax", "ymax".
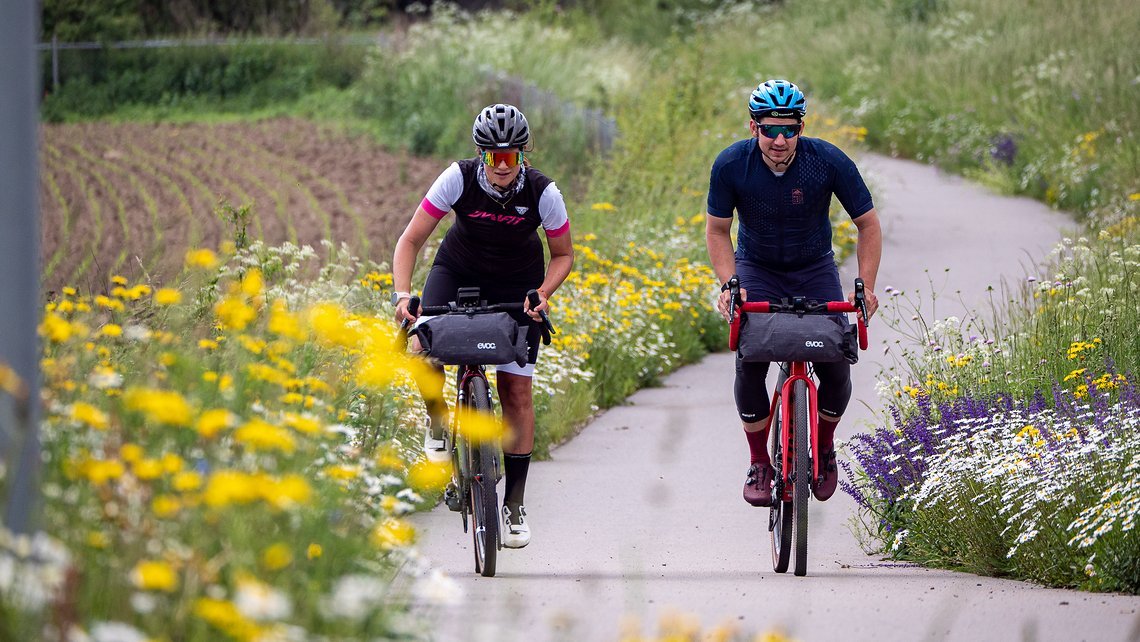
[
  {"xmin": 792, "ymin": 378, "xmax": 810, "ymax": 577},
  {"xmin": 769, "ymin": 397, "xmax": 792, "ymax": 574},
  {"xmin": 466, "ymin": 375, "xmax": 499, "ymax": 577}
]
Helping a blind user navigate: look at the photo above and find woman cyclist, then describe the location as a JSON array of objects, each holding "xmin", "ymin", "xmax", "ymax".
[{"xmin": 392, "ymin": 103, "xmax": 574, "ymax": 549}]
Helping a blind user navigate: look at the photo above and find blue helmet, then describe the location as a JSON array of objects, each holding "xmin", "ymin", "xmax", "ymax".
[{"xmin": 748, "ymin": 79, "xmax": 806, "ymax": 120}]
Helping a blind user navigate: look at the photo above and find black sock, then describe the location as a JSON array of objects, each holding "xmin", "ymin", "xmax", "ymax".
[
  {"xmin": 425, "ymin": 398, "xmax": 448, "ymax": 438},
  {"xmin": 503, "ymin": 452, "xmax": 531, "ymax": 508}
]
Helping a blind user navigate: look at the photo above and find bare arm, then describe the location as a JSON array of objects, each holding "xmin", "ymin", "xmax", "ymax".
[
  {"xmin": 528, "ymin": 230, "xmax": 574, "ymax": 319},
  {"xmin": 392, "ymin": 207, "xmax": 444, "ymax": 322},
  {"xmin": 850, "ymin": 207, "xmax": 882, "ymax": 321},
  {"xmin": 706, "ymin": 213, "xmax": 742, "ymax": 320}
]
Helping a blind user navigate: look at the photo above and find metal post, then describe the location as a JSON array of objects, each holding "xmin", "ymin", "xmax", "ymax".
[{"xmin": 0, "ymin": 0, "xmax": 42, "ymax": 534}]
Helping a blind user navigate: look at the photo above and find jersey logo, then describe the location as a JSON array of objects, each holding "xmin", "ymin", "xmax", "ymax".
[
  {"xmin": 470, "ymin": 210, "xmax": 526, "ymax": 225},
  {"xmin": 514, "ymin": 206, "xmax": 529, "ymax": 215},
  {"xmin": 792, "ymin": 188, "xmax": 804, "ymax": 205}
]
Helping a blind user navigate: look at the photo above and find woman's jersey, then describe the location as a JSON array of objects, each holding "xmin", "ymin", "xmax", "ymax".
[
  {"xmin": 419, "ymin": 159, "xmax": 570, "ymax": 285},
  {"xmin": 707, "ymin": 136, "xmax": 873, "ymax": 271}
]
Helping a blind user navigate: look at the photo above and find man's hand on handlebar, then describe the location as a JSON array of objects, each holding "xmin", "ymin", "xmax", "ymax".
[{"xmin": 847, "ymin": 287, "xmax": 879, "ymax": 324}]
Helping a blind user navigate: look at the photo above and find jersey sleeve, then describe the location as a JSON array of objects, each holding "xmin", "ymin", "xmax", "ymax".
[
  {"xmin": 830, "ymin": 149, "xmax": 874, "ymax": 219},
  {"xmin": 420, "ymin": 162, "xmax": 464, "ymax": 219},
  {"xmin": 706, "ymin": 149, "xmax": 736, "ymax": 218},
  {"xmin": 538, "ymin": 182, "xmax": 570, "ymax": 238}
]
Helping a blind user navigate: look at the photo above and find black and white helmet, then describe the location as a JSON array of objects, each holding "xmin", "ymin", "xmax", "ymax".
[{"xmin": 472, "ymin": 103, "xmax": 530, "ymax": 149}]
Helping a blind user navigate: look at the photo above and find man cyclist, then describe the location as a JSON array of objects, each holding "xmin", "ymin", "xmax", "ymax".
[
  {"xmin": 705, "ymin": 79, "xmax": 881, "ymax": 506},
  {"xmin": 392, "ymin": 103, "xmax": 574, "ymax": 547}
]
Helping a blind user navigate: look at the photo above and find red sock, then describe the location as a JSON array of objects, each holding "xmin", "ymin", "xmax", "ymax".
[
  {"xmin": 818, "ymin": 416, "xmax": 840, "ymax": 451},
  {"xmin": 745, "ymin": 426, "xmax": 770, "ymax": 465}
]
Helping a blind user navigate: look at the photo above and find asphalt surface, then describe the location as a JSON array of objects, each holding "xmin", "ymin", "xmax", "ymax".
[{"xmin": 410, "ymin": 154, "xmax": 1140, "ymax": 642}]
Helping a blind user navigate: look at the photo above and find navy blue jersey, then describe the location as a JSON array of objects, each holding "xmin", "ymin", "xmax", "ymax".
[{"xmin": 707, "ymin": 137, "xmax": 873, "ymax": 271}]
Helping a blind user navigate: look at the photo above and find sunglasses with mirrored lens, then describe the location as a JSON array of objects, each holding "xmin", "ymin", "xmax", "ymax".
[
  {"xmin": 479, "ymin": 150, "xmax": 524, "ymax": 168},
  {"xmin": 757, "ymin": 123, "xmax": 802, "ymax": 140}
]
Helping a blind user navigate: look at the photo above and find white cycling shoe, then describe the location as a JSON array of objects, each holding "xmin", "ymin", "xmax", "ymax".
[
  {"xmin": 501, "ymin": 504, "xmax": 530, "ymax": 549},
  {"xmin": 422, "ymin": 420, "xmax": 450, "ymax": 463}
]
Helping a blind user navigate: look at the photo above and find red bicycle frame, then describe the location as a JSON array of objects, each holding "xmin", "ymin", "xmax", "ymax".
[{"xmin": 728, "ymin": 299, "xmax": 868, "ymax": 499}]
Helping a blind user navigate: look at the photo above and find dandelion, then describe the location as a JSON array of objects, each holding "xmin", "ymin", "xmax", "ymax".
[
  {"xmin": 371, "ymin": 517, "xmax": 416, "ymax": 549},
  {"xmin": 153, "ymin": 288, "xmax": 182, "ymax": 305},
  {"xmin": 130, "ymin": 560, "xmax": 178, "ymax": 592},
  {"xmin": 185, "ymin": 248, "xmax": 219, "ymax": 269},
  {"xmin": 71, "ymin": 402, "xmax": 109, "ymax": 430},
  {"xmin": 261, "ymin": 543, "xmax": 293, "ymax": 571}
]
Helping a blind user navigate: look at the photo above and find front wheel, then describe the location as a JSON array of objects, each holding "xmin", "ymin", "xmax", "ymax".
[
  {"xmin": 466, "ymin": 375, "xmax": 499, "ymax": 577},
  {"xmin": 769, "ymin": 399, "xmax": 792, "ymax": 574},
  {"xmin": 792, "ymin": 378, "xmax": 810, "ymax": 577}
]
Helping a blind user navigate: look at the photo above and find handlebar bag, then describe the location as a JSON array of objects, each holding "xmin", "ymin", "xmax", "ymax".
[
  {"xmin": 737, "ymin": 313, "xmax": 859, "ymax": 364},
  {"xmin": 414, "ymin": 312, "xmax": 529, "ymax": 367}
]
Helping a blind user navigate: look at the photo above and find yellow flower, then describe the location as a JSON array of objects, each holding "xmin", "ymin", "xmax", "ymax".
[
  {"xmin": 154, "ymin": 288, "xmax": 182, "ymax": 306},
  {"xmin": 123, "ymin": 388, "xmax": 193, "ymax": 426},
  {"xmin": 185, "ymin": 248, "xmax": 219, "ymax": 269},
  {"xmin": 234, "ymin": 418, "xmax": 296, "ymax": 453},
  {"xmin": 203, "ymin": 471, "xmax": 261, "ymax": 507},
  {"xmin": 371, "ymin": 517, "xmax": 416, "ymax": 549},
  {"xmin": 307, "ymin": 543, "xmax": 322, "ymax": 560},
  {"xmin": 152, "ymin": 495, "xmax": 182, "ymax": 518},
  {"xmin": 456, "ymin": 409, "xmax": 505, "ymax": 444},
  {"xmin": 215, "ymin": 296, "xmax": 257, "ymax": 331},
  {"xmin": 40, "ymin": 312, "xmax": 75, "ymax": 343},
  {"xmin": 100, "ymin": 324, "xmax": 123, "ymax": 338},
  {"xmin": 120, "ymin": 443, "xmax": 144, "ymax": 463},
  {"xmin": 71, "ymin": 402, "xmax": 109, "ymax": 430},
  {"xmin": 261, "ymin": 543, "xmax": 293, "ymax": 571},
  {"xmin": 133, "ymin": 458, "xmax": 164, "ymax": 481},
  {"xmin": 195, "ymin": 408, "xmax": 234, "ymax": 439},
  {"xmin": 87, "ymin": 531, "xmax": 109, "ymax": 549},
  {"xmin": 407, "ymin": 460, "xmax": 451, "ymax": 493},
  {"xmin": 283, "ymin": 412, "xmax": 321, "ymax": 435},
  {"xmin": 590, "ymin": 202, "xmax": 616, "ymax": 211},
  {"xmin": 198, "ymin": 339, "xmax": 219, "ymax": 350},
  {"xmin": 173, "ymin": 471, "xmax": 203, "ymax": 492},
  {"xmin": 268, "ymin": 301, "xmax": 306, "ymax": 341},
  {"xmin": 110, "ymin": 275, "xmax": 128, "ymax": 286},
  {"xmin": 193, "ymin": 598, "xmax": 260, "ymax": 640},
  {"xmin": 131, "ymin": 560, "xmax": 179, "ymax": 592},
  {"xmin": 262, "ymin": 474, "xmax": 313, "ymax": 510},
  {"xmin": 80, "ymin": 459, "xmax": 126, "ymax": 485}
]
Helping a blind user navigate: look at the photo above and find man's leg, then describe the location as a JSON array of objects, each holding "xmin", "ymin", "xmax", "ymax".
[
  {"xmin": 812, "ymin": 361, "xmax": 852, "ymax": 501},
  {"xmin": 736, "ymin": 357, "xmax": 775, "ymax": 506}
]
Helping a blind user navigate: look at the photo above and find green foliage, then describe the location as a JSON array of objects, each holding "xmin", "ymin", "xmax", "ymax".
[{"xmin": 41, "ymin": 41, "xmax": 367, "ymax": 121}]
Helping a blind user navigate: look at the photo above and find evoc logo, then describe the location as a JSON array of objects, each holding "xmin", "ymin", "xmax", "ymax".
[
  {"xmin": 477, "ymin": 342, "xmax": 497, "ymax": 350},
  {"xmin": 804, "ymin": 340, "xmax": 825, "ymax": 348}
]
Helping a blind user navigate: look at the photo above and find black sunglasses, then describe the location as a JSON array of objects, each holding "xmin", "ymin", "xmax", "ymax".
[{"xmin": 756, "ymin": 123, "xmax": 802, "ymax": 140}]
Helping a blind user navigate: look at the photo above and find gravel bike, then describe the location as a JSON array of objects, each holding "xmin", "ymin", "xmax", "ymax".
[
  {"xmin": 401, "ymin": 287, "xmax": 553, "ymax": 577},
  {"xmin": 727, "ymin": 277, "xmax": 869, "ymax": 576}
]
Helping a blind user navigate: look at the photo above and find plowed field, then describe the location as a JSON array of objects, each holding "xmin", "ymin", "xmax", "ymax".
[{"xmin": 39, "ymin": 119, "xmax": 446, "ymax": 294}]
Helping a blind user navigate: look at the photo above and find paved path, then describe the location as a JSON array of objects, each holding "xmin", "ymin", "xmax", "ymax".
[{"xmin": 411, "ymin": 154, "xmax": 1140, "ymax": 641}]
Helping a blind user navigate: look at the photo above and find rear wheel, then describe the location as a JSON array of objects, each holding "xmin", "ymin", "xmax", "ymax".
[
  {"xmin": 792, "ymin": 378, "xmax": 810, "ymax": 577},
  {"xmin": 466, "ymin": 376, "xmax": 499, "ymax": 577},
  {"xmin": 769, "ymin": 399, "xmax": 792, "ymax": 573}
]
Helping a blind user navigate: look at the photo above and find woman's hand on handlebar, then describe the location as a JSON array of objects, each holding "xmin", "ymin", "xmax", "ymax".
[
  {"xmin": 717, "ymin": 287, "xmax": 746, "ymax": 322},
  {"xmin": 523, "ymin": 289, "xmax": 549, "ymax": 321},
  {"xmin": 394, "ymin": 297, "xmax": 418, "ymax": 325}
]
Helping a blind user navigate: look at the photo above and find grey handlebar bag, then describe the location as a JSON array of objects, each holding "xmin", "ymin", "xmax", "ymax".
[
  {"xmin": 414, "ymin": 312, "xmax": 529, "ymax": 367},
  {"xmin": 737, "ymin": 313, "xmax": 859, "ymax": 364}
]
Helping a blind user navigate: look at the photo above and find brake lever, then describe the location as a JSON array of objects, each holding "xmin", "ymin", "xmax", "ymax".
[
  {"xmin": 526, "ymin": 289, "xmax": 555, "ymax": 345},
  {"xmin": 854, "ymin": 278, "xmax": 869, "ymax": 327}
]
